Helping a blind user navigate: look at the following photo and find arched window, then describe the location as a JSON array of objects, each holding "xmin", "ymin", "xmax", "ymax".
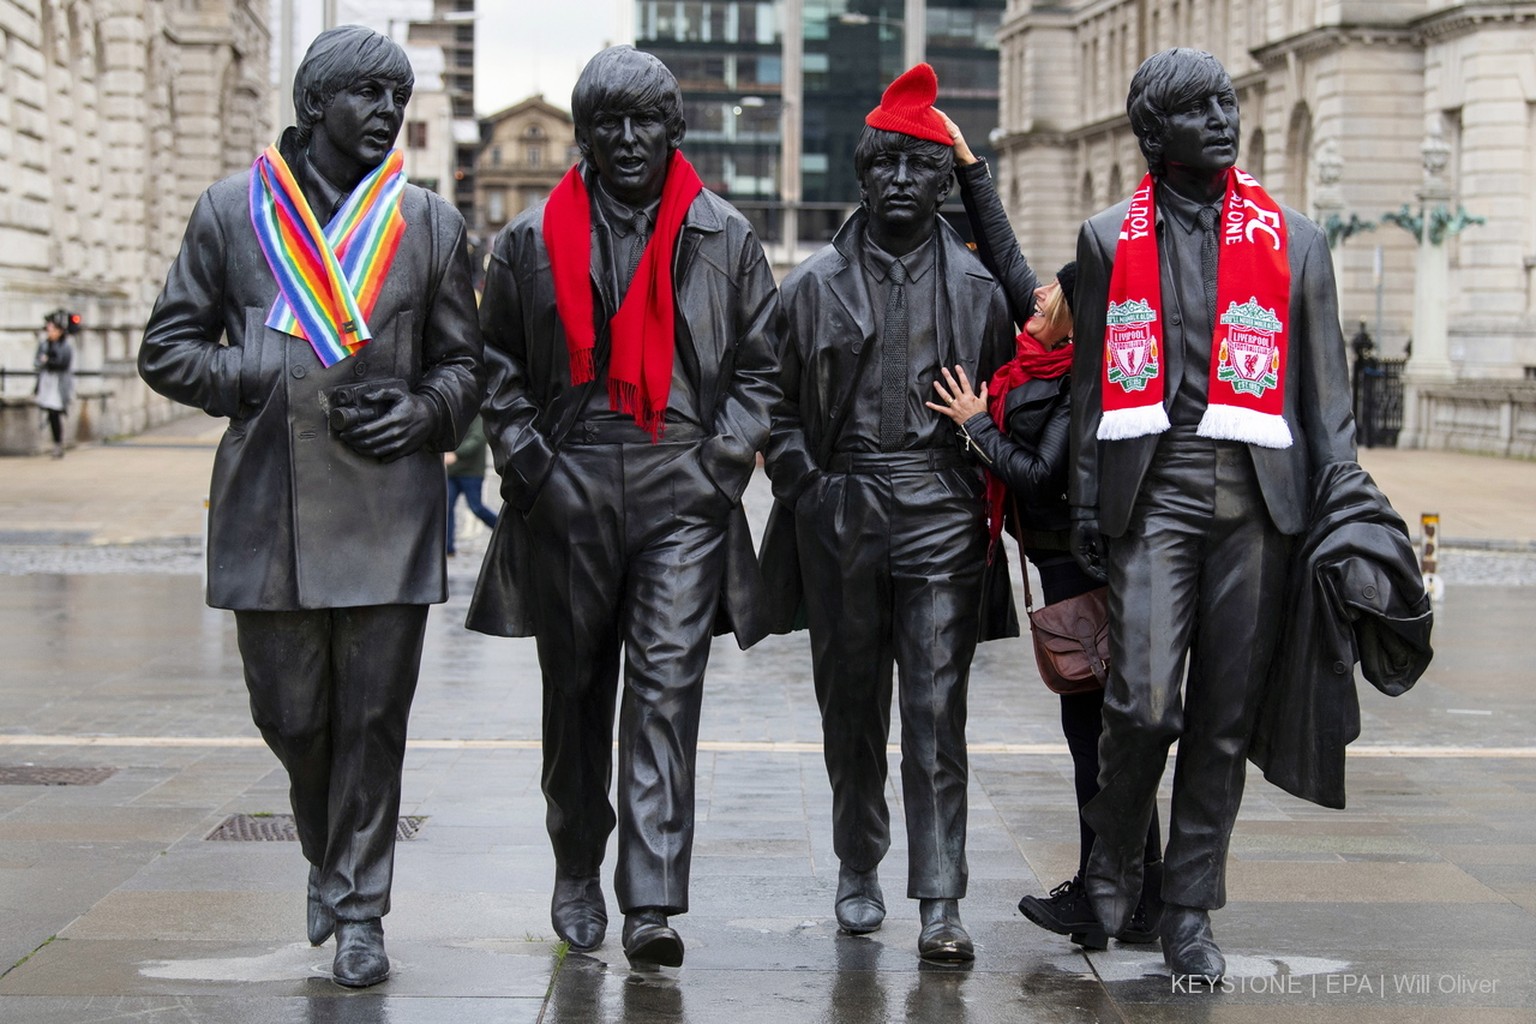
[
  {"xmin": 1286, "ymin": 103, "xmax": 1313, "ymax": 212},
  {"xmin": 1247, "ymin": 127, "xmax": 1266, "ymax": 184}
]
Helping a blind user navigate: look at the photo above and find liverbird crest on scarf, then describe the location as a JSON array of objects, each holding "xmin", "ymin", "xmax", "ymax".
[{"xmin": 1099, "ymin": 167, "xmax": 1294, "ymax": 449}]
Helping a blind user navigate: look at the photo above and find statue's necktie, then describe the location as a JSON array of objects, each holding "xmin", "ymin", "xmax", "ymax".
[
  {"xmin": 1197, "ymin": 205, "xmax": 1218, "ymax": 329},
  {"xmin": 620, "ymin": 213, "xmax": 648, "ymax": 299},
  {"xmin": 879, "ymin": 259, "xmax": 909, "ymax": 452}
]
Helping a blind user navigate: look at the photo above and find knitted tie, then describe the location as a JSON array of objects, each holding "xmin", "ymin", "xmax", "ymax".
[
  {"xmin": 879, "ymin": 259, "xmax": 909, "ymax": 451},
  {"xmin": 618, "ymin": 211, "xmax": 648, "ymax": 300},
  {"xmin": 1197, "ymin": 205, "xmax": 1219, "ymax": 329}
]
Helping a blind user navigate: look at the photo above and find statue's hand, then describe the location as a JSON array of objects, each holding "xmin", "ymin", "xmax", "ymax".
[
  {"xmin": 339, "ymin": 384, "xmax": 436, "ymax": 463},
  {"xmin": 1070, "ymin": 515, "xmax": 1108, "ymax": 583}
]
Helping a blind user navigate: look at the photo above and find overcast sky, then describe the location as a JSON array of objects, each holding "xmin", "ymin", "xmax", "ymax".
[
  {"xmin": 476, "ymin": 0, "xmax": 632, "ymax": 115},
  {"xmin": 304, "ymin": 0, "xmax": 631, "ymax": 117}
]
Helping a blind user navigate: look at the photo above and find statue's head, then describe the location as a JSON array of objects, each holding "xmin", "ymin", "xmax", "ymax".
[
  {"xmin": 1126, "ymin": 48, "xmax": 1239, "ymax": 180},
  {"xmin": 854, "ymin": 128, "xmax": 953, "ymax": 230},
  {"xmin": 571, "ymin": 46, "xmax": 686, "ymax": 206},
  {"xmin": 293, "ymin": 26, "xmax": 414, "ymax": 166},
  {"xmin": 855, "ymin": 64, "xmax": 955, "ymax": 233}
]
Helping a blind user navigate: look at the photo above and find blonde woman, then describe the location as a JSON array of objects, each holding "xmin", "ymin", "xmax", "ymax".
[{"xmin": 927, "ymin": 115, "xmax": 1162, "ymax": 951}]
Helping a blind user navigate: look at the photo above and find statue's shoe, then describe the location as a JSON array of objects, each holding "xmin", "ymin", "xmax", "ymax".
[
  {"xmin": 332, "ymin": 918, "xmax": 389, "ymax": 988},
  {"xmin": 1117, "ymin": 860, "xmax": 1165, "ymax": 945},
  {"xmin": 834, "ymin": 863, "xmax": 886, "ymax": 934},
  {"xmin": 551, "ymin": 874, "xmax": 607, "ymax": 952},
  {"xmin": 1160, "ymin": 904, "xmax": 1225, "ymax": 985},
  {"xmin": 1084, "ymin": 841, "xmax": 1144, "ymax": 938},
  {"xmin": 917, "ymin": 899, "xmax": 974, "ymax": 964},
  {"xmin": 306, "ymin": 865, "xmax": 334, "ymax": 947},
  {"xmin": 622, "ymin": 909, "xmax": 684, "ymax": 968}
]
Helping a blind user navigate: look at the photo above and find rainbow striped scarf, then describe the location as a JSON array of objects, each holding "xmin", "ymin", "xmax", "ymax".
[{"xmin": 249, "ymin": 145, "xmax": 407, "ymax": 367}]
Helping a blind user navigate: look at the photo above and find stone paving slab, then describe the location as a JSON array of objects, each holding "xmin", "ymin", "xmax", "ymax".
[
  {"xmin": 2, "ymin": 493, "xmax": 1535, "ymax": 1018},
  {"xmin": 0, "ymin": 996, "xmax": 545, "ymax": 1024},
  {"xmin": 0, "ymin": 937, "xmax": 557, "ymax": 1000}
]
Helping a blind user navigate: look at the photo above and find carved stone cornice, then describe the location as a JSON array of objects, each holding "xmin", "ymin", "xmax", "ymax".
[
  {"xmin": 993, "ymin": 129, "xmax": 1073, "ymax": 156},
  {"xmin": 1251, "ymin": 23, "xmax": 1418, "ymax": 67},
  {"xmin": 997, "ymin": 6, "xmax": 1074, "ymax": 43},
  {"xmin": 1412, "ymin": 1, "xmax": 1536, "ymax": 43}
]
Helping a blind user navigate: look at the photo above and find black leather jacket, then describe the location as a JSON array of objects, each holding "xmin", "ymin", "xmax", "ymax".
[
  {"xmin": 467, "ymin": 170, "xmax": 782, "ymax": 647},
  {"xmin": 1248, "ymin": 461, "xmax": 1433, "ymax": 808},
  {"xmin": 139, "ymin": 142, "xmax": 483, "ymax": 611},
  {"xmin": 953, "ymin": 159, "xmax": 1071, "ymax": 536}
]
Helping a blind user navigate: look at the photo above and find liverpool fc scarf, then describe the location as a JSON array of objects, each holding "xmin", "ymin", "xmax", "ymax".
[
  {"xmin": 543, "ymin": 151, "xmax": 703, "ymax": 440},
  {"xmin": 249, "ymin": 146, "xmax": 407, "ymax": 368},
  {"xmin": 1099, "ymin": 168, "xmax": 1293, "ymax": 448},
  {"xmin": 983, "ymin": 333, "xmax": 1074, "ymax": 553}
]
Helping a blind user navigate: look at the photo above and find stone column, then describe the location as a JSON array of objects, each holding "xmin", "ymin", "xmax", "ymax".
[
  {"xmin": 1401, "ymin": 128, "xmax": 1455, "ymax": 449},
  {"xmin": 1312, "ymin": 139, "xmax": 1346, "ymax": 309}
]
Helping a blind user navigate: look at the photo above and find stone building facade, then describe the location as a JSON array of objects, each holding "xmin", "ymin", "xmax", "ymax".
[
  {"xmin": 474, "ymin": 95, "xmax": 576, "ymax": 239},
  {"xmin": 0, "ymin": 0, "xmax": 269, "ymax": 453},
  {"xmin": 993, "ymin": 0, "xmax": 1536, "ymax": 454}
]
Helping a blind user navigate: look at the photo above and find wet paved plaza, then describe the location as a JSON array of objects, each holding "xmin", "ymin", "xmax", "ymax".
[{"xmin": 2, "ymin": 441, "xmax": 1535, "ymax": 1022}]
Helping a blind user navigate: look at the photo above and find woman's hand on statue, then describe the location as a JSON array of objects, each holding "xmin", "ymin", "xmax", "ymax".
[
  {"xmin": 926, "ymin": 365, "xmax": 988, "ymax": 423},
  {"xmin": 935, "ymin": 109, "xmax": 977, "ymax": 165}
]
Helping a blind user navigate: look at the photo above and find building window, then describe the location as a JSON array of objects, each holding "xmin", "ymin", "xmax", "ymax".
[
  {"xmin": 526, "ymin": 144, "xmax": 543, "ymax": 168},
  {"xmin": 406, "ymin": 121, "xmax": 428, "ymax": 149},
  {"xmin": 491, "ymin": 146, "xmax": 501, "ymax": 166},
  {"xmin": 488, "ymin": 190, "xmax": 506, "ymax": 224}
]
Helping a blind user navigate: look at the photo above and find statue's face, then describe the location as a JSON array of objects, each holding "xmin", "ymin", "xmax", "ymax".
[
  {"xmin": 315, "ymin": 77, "xmax": 408, "ymax": 172},
  {"xmin": 585, "ymin": 108, "xmax": 672, "ymax": 206},
  {"xmin": 859, "ymin": 140, "xmax": 950, "ymax": 231},
  {"xmin": 1159, "ymin": 90, "xmax": 1240, "ymax": 178}
]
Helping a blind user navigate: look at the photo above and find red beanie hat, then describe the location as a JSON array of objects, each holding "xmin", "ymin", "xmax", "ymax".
[{"xmin": 864, "ymin": 63, "xmax": 952, "ymax": 147}]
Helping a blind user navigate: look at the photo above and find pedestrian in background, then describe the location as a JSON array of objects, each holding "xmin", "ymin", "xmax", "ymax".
[
  {"xmin": 35, "ymin": 309, "xmax": 76, "ymax": 459},
  {"xmin": 445, "ymin": 414, "xmax": 498, "ymax": 555}
]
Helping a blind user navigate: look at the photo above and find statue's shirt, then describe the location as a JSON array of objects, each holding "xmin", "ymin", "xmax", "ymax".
[
  {"xmin": 1156, "ymin": 183, "xmax": 1222, "ymax": 427},
  {"xmin": 835, "ymin": 231, "xmax": 944, "ymax": 453},
  {"xmin": 579, "ymin": 177, "xmax": 701, "ymax": 431}
]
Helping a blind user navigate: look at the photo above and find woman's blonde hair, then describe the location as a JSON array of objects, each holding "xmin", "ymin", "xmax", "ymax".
[{"xmin": 1030, "ymin": 281, "xmax": 1074, "ymax": 346}]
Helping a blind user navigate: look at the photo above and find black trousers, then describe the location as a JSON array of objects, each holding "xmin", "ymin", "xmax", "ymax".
[
  {"xmin": 1035, "ymin": 552, "xmax": 1162, "ymax": 879},
  {"xmin": 524, "ymin": 439, "xmax": 731, "ymax": 915},
  {"xmin": 796, "ymin": 456, "xmax": 987, "ymax": 899},
  {"xmin": 1084, "ymin": 430, "xmax": 1290, "ymax": 911},
  {"xmin": 233, "ymin": 604, "xmax": 428, "ymax": 921}
]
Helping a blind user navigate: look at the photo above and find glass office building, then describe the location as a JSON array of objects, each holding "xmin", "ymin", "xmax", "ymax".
[{"xmin": 637, "ymin": 0, "xmax": 1002, "ymax": 255}]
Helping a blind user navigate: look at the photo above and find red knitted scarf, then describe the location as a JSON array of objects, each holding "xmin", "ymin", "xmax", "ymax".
[
  {"xmin": 542, "ymin": 150, "xmax": 703, "ymax": 440},
  {"xmin": 983, "ymin": 332, "xmax": 1074, "ymax": 552}
]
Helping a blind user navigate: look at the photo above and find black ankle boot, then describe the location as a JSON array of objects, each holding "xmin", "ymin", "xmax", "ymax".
[{"xmin": 1017, "ymin": 876, "xmax": 1106, "ymax": 950}]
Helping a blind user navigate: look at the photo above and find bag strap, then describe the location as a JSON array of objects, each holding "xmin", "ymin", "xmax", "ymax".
[{"xmin": 1007, "ymin": 494, "xmax": 1035, "ymax": 613}]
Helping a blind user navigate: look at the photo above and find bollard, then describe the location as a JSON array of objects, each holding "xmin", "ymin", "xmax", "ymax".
[{"xmin": 1420, "ymin": 512, "xmax": 1444, "ymax": 601}]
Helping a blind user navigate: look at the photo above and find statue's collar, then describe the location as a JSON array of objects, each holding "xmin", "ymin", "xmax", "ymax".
[{"xmin": 275, "ymin": 127, "xmax": 348, "ymax": 225}]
